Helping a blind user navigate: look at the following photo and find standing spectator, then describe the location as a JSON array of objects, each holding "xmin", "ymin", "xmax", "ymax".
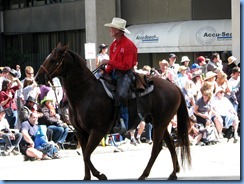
[
  {"xmin": 96, "ymin": 44, "xmax": 109, "ymax": 68},
  {"xmin": 196, "ymin": 56, "xmax": 207, "ymax": 75},
  {"xmin": 223, "ymin": 56, "xmax": 238, "ymax": 80},
  {"xmin": 228, "ymin": 67, "xmax": 240, "ymax": 112},
  {"xmin": 167, "ymin": 53, "xmax": 179, "ymax": 84},
  {"xmin": 0, "ymin": 105, "xmax": 22, "ymax": 156},
  {"xmin": 0, "ymin": 78, "xmax": 22, "ymax": 129},
  {"xmin": 17, "ymin": 66, "xmax": 36, "ymax": 114},
  {"xmin": 99, "ymin": 17, "xmax": 137, "ymax": 133},
  {"xmin": 207, "ymin": 53, "xmax": 223, "ymax": 73},
  {"xmin": 180, "ymin": 56, "xmax": 191, "ymax": 74}
]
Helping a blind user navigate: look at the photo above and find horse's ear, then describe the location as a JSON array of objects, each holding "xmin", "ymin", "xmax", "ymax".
[
  {"xmin": 63, "ymin": 43, "xmax": 69, "ymax": 51},
  {"xmin": 57, "ymin": 42, "xmax": 62, "ymax": 48}
]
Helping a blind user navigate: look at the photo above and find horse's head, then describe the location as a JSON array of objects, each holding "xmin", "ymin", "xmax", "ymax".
[{"xmin": 35, "ymin": 42, "xmax": 69, "ymax": 85}]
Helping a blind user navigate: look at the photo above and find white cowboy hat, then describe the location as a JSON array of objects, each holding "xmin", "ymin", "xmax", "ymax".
[{"xmin": 104, "ymin": 17, "xmax": 130, "ymax": 34}]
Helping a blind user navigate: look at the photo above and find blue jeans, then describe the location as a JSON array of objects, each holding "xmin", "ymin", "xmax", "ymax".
[
  {"xmin": 48, "ymin": 125, "xmax": 69, "ymax": 144},
  {"xmin": 145, "ymin": 123, "xmax": 153, "ymax": 141},
  {"xmin": 5, "ymin": 110, "xmax": 18, "ymax": 129},
  {"xmin": 111, "ymin": 70, "xmax": 132, "ymax": 130},
  {"xmin": 1, "ymin": 132, "xmax": 22, "ymax": 151}
]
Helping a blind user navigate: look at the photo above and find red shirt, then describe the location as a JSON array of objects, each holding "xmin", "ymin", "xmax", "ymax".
[
  {"xmin": 0, "ymin": 86, "xmax": 19, "ymax": 110},
  {"xmin": 106, "ymin": 35, "xmax": 137, "ymax": 74}
]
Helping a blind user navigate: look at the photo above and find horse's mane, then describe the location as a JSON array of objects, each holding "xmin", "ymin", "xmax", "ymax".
[{"xmin": 67, "ymin": 49, "xmax": 87, "ymax": 68}]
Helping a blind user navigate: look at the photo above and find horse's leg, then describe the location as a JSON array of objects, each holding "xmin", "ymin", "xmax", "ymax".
[
  {"xmin": 76, "ymin": 132, "xmax": 91, "ymax": 180},
  {"xmin": 82, "ymin": 130, "xmax": 108, "ymax": 180},
  {"xmin": 163, "ymin": 129, "xmax": 180, "ymax": 180},
  {"xmin": 138, "ymin": 123, "xmax": 164, "ymax": 180}
]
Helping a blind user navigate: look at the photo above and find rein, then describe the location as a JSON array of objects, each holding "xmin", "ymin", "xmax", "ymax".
[{"xmin": 41, "ymin": 51, "xmax": 67, "ymax": 81}]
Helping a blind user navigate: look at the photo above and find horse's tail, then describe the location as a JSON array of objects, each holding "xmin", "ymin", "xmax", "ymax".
[{"xmin": 176, "ymin": 87, "xmax": 192, "ymax": 167}]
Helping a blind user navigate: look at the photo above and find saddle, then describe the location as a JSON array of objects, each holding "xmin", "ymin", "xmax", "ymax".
[{"xmin": 99, "ymin": 72, "xmax": 154, "ymax": 99}]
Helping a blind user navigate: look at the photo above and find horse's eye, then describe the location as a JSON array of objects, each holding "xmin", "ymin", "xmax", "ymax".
[{"xmin": 56, "ymin": 62, "xmax": 59, "ymax": 66}]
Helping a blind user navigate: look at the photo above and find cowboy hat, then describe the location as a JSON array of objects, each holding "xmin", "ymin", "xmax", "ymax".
[
  {"xmin": 204, "ymin": 71, "xmax": 217, "ymax": 80},
  {"xmin": 104, "ymin": 17, "xmax": 130, "ymax": 34},
  {"xmin": 227, "ymin": 56, "xmax": 237, "ymax": 65},
  {"xmin": 181, "ymin": 56, "xmax": 190, "ymax": 63},
  {"xmin": 26, "ymin": 96, "xmax": 38, "ymax": 104}
]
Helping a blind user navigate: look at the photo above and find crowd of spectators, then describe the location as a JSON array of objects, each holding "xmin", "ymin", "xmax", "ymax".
[
  {"xmin": 133, "ymin": 53, "xmax": 240, "ymax": 146},
  {"xmin": 0, "ymin": 65, "xmax": 70, "ymax": 160},
  {"xmin": 0, "ymin": 52, "xmax": 240, "ymax": 158}
]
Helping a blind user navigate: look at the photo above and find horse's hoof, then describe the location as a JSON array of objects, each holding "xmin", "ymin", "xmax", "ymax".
[
  {"xmin": 167, "ymin": 174, "xmax": 177, "ymax": 180},
  {"xmin": 98, "ymin": 173, "xmax": 107, "ymax": 180},
  {"xmin": 138, "ymin": 176, "xmax": 146, "ymax": 180},
  {"xmin": 83, "ymin": 177, "xmax": 91, "ymax": 180}
]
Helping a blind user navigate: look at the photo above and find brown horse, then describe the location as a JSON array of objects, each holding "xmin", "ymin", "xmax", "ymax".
[{"xmin": 35, "ymin": 43, "xmax": 191, "ymax": 180}]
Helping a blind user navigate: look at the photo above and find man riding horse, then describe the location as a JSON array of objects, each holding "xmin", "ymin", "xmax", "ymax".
[{"xmin": 99, "ymin": 17, "xmax": 137, "ymax": 131}]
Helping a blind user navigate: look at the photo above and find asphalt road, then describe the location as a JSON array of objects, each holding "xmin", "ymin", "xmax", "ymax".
[{"xmin": 0, "ymin": 137, "xmax": 241, "ymax": 183}]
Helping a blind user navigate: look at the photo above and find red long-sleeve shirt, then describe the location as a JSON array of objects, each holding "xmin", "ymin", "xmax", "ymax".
[{"xmin": 106, "ymin": 35, "xmax": 137, "ymax": 74}]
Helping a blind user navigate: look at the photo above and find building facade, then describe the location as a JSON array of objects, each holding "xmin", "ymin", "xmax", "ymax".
[{"xmin": 0, "ymin": 0, "xmax": 240, "ymax": 72}]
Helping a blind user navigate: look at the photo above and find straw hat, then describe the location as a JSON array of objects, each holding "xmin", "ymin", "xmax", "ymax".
[
  {"xmin": 104, "ymin": 17, "xmax": 130, "ymax": 34},
  {"xmin": 227, "ymin": 56, "xmax": 237, "ymax": 65},
  {"xmin": 192, "ymin": 71, "xmax": 202, "ymax": 79},
  {"xmin": 204, "ymin": 71, "xmax": 217, "ymax": 80},
  {"xmin": 178, "ymin": 65, "xmax": 187, "ymax": 72}
]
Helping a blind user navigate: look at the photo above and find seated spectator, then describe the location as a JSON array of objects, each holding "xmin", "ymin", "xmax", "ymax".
[
  {"xmin": 191, "ymin": 71, "xmax": 203, "ymax": 100},
  {"xmin": 158, "ymin": 60, "xmax": 169, "ymax": 79},
  {"xmin": 34, "ymin": 125, "xmax": 60, "ymax": 159},
  {"xmin": 216, "ymin": 71, "xmax": 231, "ymax": 94},
  {"xmin": 19, "ymin": 112, "xmax": 52, "ymax": 161},
  {"xmin": 193, "ymin": 89, "xmax": 222, "ymax": 138},
  {"xmin": 0, "ymin": 78, "xmax": 22, "ymax": 129},
  {"xmin": 203, "ymin": 71, "xmax": 218, "ymax": 93},
  {"xmin": 188, "ymin": 121, "xmax": 203, "ymax": 146},
  {"xmin": 212, "ymin": 87, "xmax": 239, "ymax": 143},
  {"xmin": 0, "ymin": 105, "xmax": 22, "ymax": 156},
  {"xmin": 19, "ymin": 96, "xmax": 41, "ymax": 123},
  {"xmin": 176, "ymin": 66, "xmax": 188, "ymax": 89},
  {"xmin": 38, "ymin": 96, "xmax": 69, "ymax": 149}
]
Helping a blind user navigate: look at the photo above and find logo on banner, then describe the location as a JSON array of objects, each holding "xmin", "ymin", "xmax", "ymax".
[
  {"xmin": 136, "ymin": 35, "xmax": 159, "ymax": 43},
  {"xmin": 196, "ymin": 26, "xmax": 232, "ymax": 45}
]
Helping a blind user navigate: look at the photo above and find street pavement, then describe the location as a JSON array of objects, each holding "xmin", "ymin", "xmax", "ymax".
[{"xmin": 0, "ymin": 137, "xmax": 241, "ymax": 182}]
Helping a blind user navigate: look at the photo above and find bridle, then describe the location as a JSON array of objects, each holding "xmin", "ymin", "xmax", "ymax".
[{"xmin": 40, "ymin": 50, "xmax": 67, "ymax": 82}]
